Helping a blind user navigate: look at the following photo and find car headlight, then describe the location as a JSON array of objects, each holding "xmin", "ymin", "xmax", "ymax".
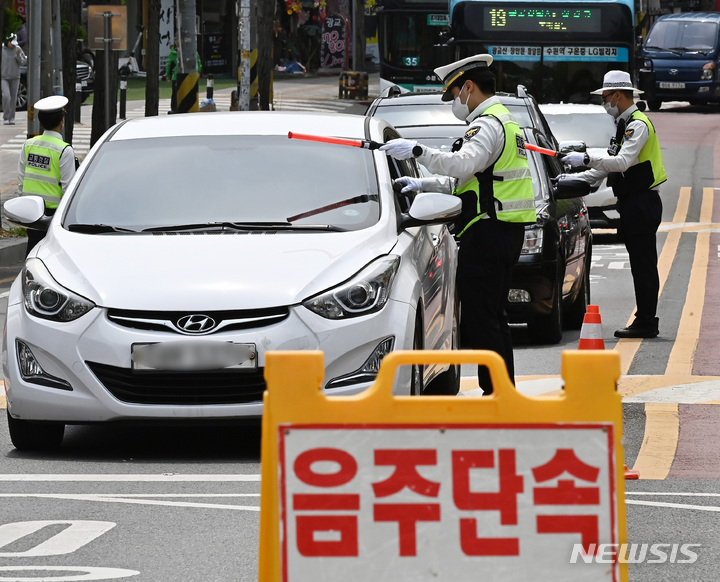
[
  {"xmin": 521, "ymin": 226, "xmax": 543, "ymax": 255},
  {"xmin": 22, "ymin": 258, "xmax": 95, "ymax": 322},
  {"xmin": 303, "ymin": 256, "xmax": 400, "ymax": 319}
]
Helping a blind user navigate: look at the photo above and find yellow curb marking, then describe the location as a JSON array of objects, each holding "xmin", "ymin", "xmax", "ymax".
[
  {"xmin": 631, "ymin": 403, "xmax": 679, "ymax": 480},
  {"xmin": 666, "ymin": 187, "xmax": 713, "ymax": 376}
]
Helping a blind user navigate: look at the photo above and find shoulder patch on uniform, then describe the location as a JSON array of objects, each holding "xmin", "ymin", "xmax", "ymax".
[
  {"xmin": 624, "ymin": 128, "xmax": 635, "ymax": 139},
  {"xmin": 465, "ymin": 127, "xmax": 481, "ymax": 139}
]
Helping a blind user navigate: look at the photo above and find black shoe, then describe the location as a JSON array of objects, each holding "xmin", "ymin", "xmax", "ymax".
[{"xmin": 614, "ymin": 318, "xmax": 659, "ymax": 339}]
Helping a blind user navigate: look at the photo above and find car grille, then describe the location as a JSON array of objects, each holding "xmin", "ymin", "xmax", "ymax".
[
  {"xmin": 87, "ymin": 362, "xmax": 266, "ymax": 405},
  {"xmin": 107, "ymin": 307, "xmax": 289, "ymax": 335},
  {"xmin": 76, "ymin": 63, "xmax": 92, "ymax": 82}
]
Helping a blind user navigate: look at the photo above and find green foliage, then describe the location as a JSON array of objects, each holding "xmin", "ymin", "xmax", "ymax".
[{"xmin": 4, "ymin": 8, "xmax": 22, "ymax": 43}]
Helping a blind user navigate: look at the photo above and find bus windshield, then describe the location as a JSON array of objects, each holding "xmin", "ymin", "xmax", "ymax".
[
  {"xmin": 377, "ymin": 0, "xmax": 451, "ymax": 92},
  {"xmin": 449, "ymin": 0, "xmax": 635, "ymax": 103}
]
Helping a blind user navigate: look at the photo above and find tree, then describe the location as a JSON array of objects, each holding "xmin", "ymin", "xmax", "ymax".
[
  {"xmin": 60, "ymin": 0, "xmax": 80, "ymax": 146},
  {"xmin": 257, "ymin": 0, "xmax": 274, "ymax": 109},
  {"xmin": 89, "ymin": 1, "xmax": 120, "ymax": 146},
  {"xmin": 145, "ymin": 0, "xmax": 162, "ymax": 116}
]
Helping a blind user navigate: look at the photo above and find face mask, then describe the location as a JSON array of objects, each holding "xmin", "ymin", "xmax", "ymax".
[
  {"xmin": 603, "ymin": 98, "xmax": 620, "ymax": 119},
  {"xmin": 451, "ymin": 86, "xmax": 471, "ymax": 121}
]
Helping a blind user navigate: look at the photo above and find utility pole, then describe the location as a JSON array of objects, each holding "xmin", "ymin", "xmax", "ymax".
[
  {"xmin": 237, "ymin": 0, "xmax": 251, "ymax": 111},
  {"xmin": 176, "ymin": 0, "xmax": 199, "ymax": 112}
]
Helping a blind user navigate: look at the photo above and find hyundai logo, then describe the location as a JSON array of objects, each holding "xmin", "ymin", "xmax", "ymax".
[
  {"xmin": 669, "ymin": 69, "xmax": 679, "ymax": 75},
  {"xmin": 176, "ymin": 314, "xmax": 218, "ymax": 334}
]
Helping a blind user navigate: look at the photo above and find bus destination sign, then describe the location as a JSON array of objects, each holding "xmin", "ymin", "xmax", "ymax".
[{"xmin": 483, "ymin": 6, "xmax": 601, "ymax": 33}]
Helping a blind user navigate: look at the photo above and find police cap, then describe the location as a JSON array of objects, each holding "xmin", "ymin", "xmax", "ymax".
[
  {"xmin": 34, "ymin": 95, "xmax": 69, "ymax": 112},
  {"xmin": 434, "ymin": 54, "xmax": 494, "ymax": 101}
]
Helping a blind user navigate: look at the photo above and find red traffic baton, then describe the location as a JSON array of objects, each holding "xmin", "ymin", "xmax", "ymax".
[
  {"xmin": 288, "ymin": 131, "xmax": 382, "ymax": 150},
  {"xmin": 525, "ymin": 143, "xmax": 559, "ymax": 157}
]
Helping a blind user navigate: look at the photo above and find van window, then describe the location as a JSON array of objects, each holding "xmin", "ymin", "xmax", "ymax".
[{"xmin": 646, "ymin": 20, "xmax": 718, "ymax": 52}]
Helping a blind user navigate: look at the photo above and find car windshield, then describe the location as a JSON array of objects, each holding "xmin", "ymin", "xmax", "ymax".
[
  {"xmin": 646, "ymin": 20, "xmax": 718, "ymax": 52},
  {"xmin": 64, "ymin": 135, "xmax": 381, "ymax": 232},
  {"xmin": 543, "ymin": 112, "xmax": 615, "ymax": 149}
]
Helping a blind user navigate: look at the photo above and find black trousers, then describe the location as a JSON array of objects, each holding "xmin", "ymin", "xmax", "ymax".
[
  {"xmin": 617, "ymin": 190, "xmax": 663, "ymax": 322},
  {"xmin": 456, "ymin": 219, "xmax": 525, "ymax": 393}
]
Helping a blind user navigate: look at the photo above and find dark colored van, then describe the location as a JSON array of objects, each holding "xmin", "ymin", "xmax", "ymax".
[{"xmin": 638, "ymin": 12, "xmax": 720, "ymax": 111}]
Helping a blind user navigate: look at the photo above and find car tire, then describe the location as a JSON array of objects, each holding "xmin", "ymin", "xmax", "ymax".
[
  {"xmin": 16, "ymin": 76, "xmax": 28, "ymax": 111},
  {"xmin": 411, "ymin": 314, "xmax": 425, "ymax": 396},
  {"xmin": 7, "ymin": 410, "xmax": 64, "ymax": 450},
  {"xmin": 563, "ymin": 246, "xmax": 591, "ymax": 330},
  {"xmin": 647, "ymin": 98, "xmax": 662, "ymax": 112},
  {"xmin": 527, "ymin": 255, "xmax": 564, "ymax": 344},
  {"xmin": 424, "ymin": 294, "xmax": 460, "ymax": 396}
]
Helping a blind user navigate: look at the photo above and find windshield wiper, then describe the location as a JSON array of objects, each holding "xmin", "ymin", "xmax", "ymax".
[
  {"xmin": 67, "ymin": 224, "xmax": 138, "ymax": 233},
  {"xmin": 645, "ymin": 45, "xmax": 683, "ymax": 55},
  {"xmin": 141, "ymin": 222, "xmax": 346, "ymax": 233}
]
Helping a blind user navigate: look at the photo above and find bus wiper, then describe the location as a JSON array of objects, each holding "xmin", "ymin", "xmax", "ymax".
[{"xmin": 67, "ymin": 223, "xmax": 138, "ymax": 233}]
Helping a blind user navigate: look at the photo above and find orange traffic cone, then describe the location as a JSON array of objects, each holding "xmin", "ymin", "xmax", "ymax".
[
  {"xmin": 624, "ymin": 464, "xmax": 640, "ymax": 479},
  {"xmin": 578, "ymin": 305, "xmax": 605, "ymax": 350}
]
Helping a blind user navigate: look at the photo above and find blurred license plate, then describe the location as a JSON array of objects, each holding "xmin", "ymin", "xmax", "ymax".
[
  {"xmin": 131, "ymin": 341, "xmax": 256, "ymax": 371},
  {"xmin": 659, "ymin": 82, "xmax": 684, "ymax": 89}
]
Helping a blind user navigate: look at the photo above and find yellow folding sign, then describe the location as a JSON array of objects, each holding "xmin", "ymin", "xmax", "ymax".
[{"xmin": 259, "ymin": 349, "xmax": 627, "ymax": 581}]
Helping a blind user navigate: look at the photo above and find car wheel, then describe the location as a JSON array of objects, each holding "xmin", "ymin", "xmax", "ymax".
[
  {"xmin": 647, "ymin": 98, "xmax": 662, "ymax": 112},
  {"xmin": 7, "ymin": 410, "xmax": 64, "ymax": 450},
  {"xmin": 527, "ymin": 255, "xmax": 564, "ymax": 344},
  {"xmin": 411, "ymin": 315, "xmax": 424, "ymax": 396},
  {"xmin": 563, "ymin": 246, "xmax": 591, "ymax": 330},
  {"xmin": 16, "ymin": 76, "xmax": 28, "ymax": 111},
  {"xmin": 424, "ymin": 294, "xmax": 460, "ymax": 395}
]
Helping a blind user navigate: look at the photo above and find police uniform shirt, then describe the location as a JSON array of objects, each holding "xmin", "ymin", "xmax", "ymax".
[
  {"xmin": 575, "ymin": 105, "xmax": 652, "ymax": 186},
  {"xmin": 17, "ymin": 130, "xmax": 76, "ymax": 195},
  {"xmin": 416, "ymin": 95, "xmax": 506, "ymax": 192}
]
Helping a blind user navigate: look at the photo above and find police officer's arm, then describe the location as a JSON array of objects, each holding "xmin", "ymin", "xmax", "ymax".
[
  {"xmin": 585, "ymin": 118, "xmax": 650, "ymax": 173},
  {"xmin": 415, "ymin": 116, "xmax": 504, "ymax": 180},
  {"xmin": 59, "ymin": 146, "xmax": 76, "ymax": 193}
]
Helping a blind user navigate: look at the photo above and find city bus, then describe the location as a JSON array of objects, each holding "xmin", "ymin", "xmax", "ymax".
[
  {"xmin": 376, "ymin": 0, "xmax": 451, "ymax": 93},
  {"xmin": 448, "ymin": 0, "xmax": 636, "ymax": 103}
]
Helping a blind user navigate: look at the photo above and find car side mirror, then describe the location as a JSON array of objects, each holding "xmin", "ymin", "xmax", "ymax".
[
  {"xmin": 3, "ymin": 196, "xmax": 51, "ymax": 231},
  {"xmin": 552, "ymin": 175, "xmax": 591, "ymax": 200},
  {"xmin": 558, "ymin": 140, "xmax": 587, "ymax": 154},
  {"xmin": 402, "ymin": 192, "xmax": 461, "ymax": 227}
]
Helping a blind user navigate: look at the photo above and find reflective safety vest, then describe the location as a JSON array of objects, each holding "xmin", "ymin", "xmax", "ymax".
[
  {"xmin": 454, "ymin": 102, "xmax": 536, "ymax": 236},
  {"xmin": 21, "ymin": 134, "xmax": 69, "ymax": 209},
  {"xmin": 609, "ymin": 109, "xmax": 667, "ymax": 199}
]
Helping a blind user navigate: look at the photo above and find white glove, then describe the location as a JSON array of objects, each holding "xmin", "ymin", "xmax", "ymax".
[
  {"xmin": 561, "ymin": 152, "xmax": 586, "ymax": 168},
  {"xmin": 380, "ymin": 139, "xmax": 418, "ymax": 160},
  {"xmin": 393, "ymin": 176, "xmax": 423, "ymax": 194}
]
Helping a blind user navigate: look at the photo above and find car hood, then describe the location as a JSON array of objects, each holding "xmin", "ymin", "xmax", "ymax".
[{"xmin": 37, "ymin": 227, "xmax": 397, "ymax": 311}]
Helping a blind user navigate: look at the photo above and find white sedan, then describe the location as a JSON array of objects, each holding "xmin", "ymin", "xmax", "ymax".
[{"xmin": 3, "ymin": 111, "xmax": 460, "ymax": 450}]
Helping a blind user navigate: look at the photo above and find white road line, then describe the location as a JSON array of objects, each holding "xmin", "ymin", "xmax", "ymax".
[
  {"xmin": 625, "ymin": 499, "xmax": 720, "ymax": 513},
  {"xmin": 626, "ymin": 492, "xmax": 720, "ymax": 497},
  {"xmin": 0, "ymin": 474, "xmax": 260, "ymax": 481},
  {"xmin": 0, "ymin": 493, "xmax": 260, "ymax": 511}
]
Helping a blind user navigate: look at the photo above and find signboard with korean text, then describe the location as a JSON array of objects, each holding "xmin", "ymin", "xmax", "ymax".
[
  {"xmin": 259, "ymin": 349, "xmax": 628, "ymax": 581},
  {"xmin": 543, "ymin": 46, "xmax": 628, "ymax": 62},
  {"xmin": 490, "ymin": 45, "xmax": 542, "ymax": 61},
  {"xmin": 320, "ymin": 14, "xmax": 349, "ymax": 70}
]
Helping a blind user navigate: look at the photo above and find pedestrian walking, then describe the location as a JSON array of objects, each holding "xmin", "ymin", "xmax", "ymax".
[
  {"xmin": 2, "ymin": 34, "xmax": 27, "ymax": 125},
  {"xmin": 561, "ymin": 70, "xmax": 667, "ymax": 339},
  {"xmin": 380, "ymin": 54, "xmax": 537, "ymax": 394},
  {"xmin": 17, "ymin": 96, "xmax": 76, "ymax": 256}
]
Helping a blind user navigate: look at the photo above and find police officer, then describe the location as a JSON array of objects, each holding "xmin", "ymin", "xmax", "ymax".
[
  {"xmin": 17, "ymin": 95, "xmax": 76, "ymax": 255},
  {"xmin": 380, "ymin": 54, "xmax": 536, "ymax": 394},
  {"xmin": 561, "ymin": 70, "xmax": 667, "ymax": 339}
]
